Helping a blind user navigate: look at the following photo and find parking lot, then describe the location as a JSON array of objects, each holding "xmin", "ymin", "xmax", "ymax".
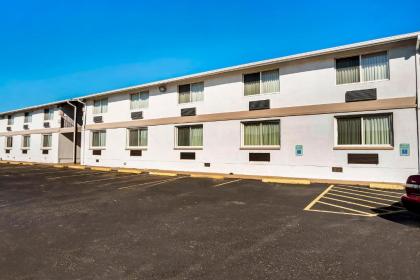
[{"xmin": 0, "ymin": 163, "xmax": 419, "ymax": 280}]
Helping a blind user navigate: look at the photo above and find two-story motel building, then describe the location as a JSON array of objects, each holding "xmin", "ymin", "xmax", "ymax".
[{"xmin": 1, "ymin": 32, "xmax": 419, "ymax": 183}]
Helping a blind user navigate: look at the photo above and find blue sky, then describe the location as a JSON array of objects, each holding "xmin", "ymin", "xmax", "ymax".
[{"xmin": 0, "ymin": 0, "xmax": 419, "ymax": 112}]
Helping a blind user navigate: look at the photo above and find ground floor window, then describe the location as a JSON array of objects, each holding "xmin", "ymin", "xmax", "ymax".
[
  {"xmin": 22, "ymin": 135, "xmax": 31, "ymax": 149},
  {"xmin": 242, "ymin": 120, "xmax": 280, "ymax": 148},
  {"xmin": 91, "ymin": 130, "xmax": 106, "ymax": 148},
  {"xmin": 6, "ymin": 136, "xmax": 13, "ymax": 149},
  {"xmin": 176, "ymin": 125, "xmax": 203, "ymax": 148},
  {"xmin": 42, "ymin": 134, "xmax": 52, "ymax": 149},
  {"xmin": 127, "ymin": 128, "xmax": 148, "ymax": 149},
  {"xmin": 336, "ymin": 113, "xmax": 393, "ymax": 146}
]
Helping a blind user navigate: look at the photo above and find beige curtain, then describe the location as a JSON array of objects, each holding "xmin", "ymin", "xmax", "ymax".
[
  {"xmin": 191, "ymin": 82, "xmax": 204, "ymax": 102},
  {"xmin": 364, "ymin": 115, "xmax": 392, "ymax": 145},
  {"xmin": 177, "ymin": 126, "xmax": 190, "ymax": 146},
  {"xmin": 336, "ymin": 56, "xmax": 360, "ymax": 84},
  {"xmin": 178, "ymin": 84, "xmax": 191, "ymax": 104},
  {"xmin": 190, "ymin": 126, "xmax": 203, "ymax": 146},
  {"xmin": 362, "ymin": 52, "xmax": 389, "ymax": 81},
  {"xmin": 129, "ymin": 129, "xmax": 148, "ymax": 147},
  {"xmin": 261, "ymin": 70, "xmax": 280, "ymax": 93},
  {"xmin": 23, "ymin": 136, "xmax": 30, "ymax": 148},
  {"xmin": 261, "ymin": 121, "xmax": 280, "ymax": 145},
  {"xmin": 92, "ymin": 131, "xmax": 106, "ymax": 147},
  {"xmin": 6, "ymin": 137, "xmax": 13, "ymax": 148},
  {"xmin": 244, "ymin": 73, "xmax": 260, "ymax": 96},
  {"xmin": 244, "ymin": 121, "xmax": 280, "ymax": 146},
  {"xmin": 42, "ymin": 135, "xmax": 52, "ymax": 147},
  {"xmin": 337, "ymin": 118, "xmax": 362, "ymax": 145}
]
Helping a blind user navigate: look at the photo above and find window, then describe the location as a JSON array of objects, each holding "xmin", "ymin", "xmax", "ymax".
[
  {"xmin": 5, "ymin": 136, "xmax": 13, "ymax": 149},
  {"xmin": 24, "ymin": 112, "xmax": 32, "ymax": 123},
  {"xmin": 42, "ymin": 134, "xmax": 52, "ymax": 148},
  {"xmin": 336, "ymin": 114, "xmax": 393, "ymax": 147},
  {"xmin": 91, "ymin": 130, "xmax": 106, "ymax": 148},
  {"xmin": 7, "ymin": 115, "xmax": 13, "ymax": 126},
  {"xmin": 176, "ymin": 125, "xmax": 203, "ymax": 148},
  {"xmin": 127, "ymin": 128, "xmax": 148, "ymax": 149},
  {"xmin": 93, "ymin": 98, "xmax": 108, "ymax": 114},
  {"xmin": 130, "ymin": 91, "xmax": 149, "ymax": 110},
  {"xmin": 244, "ymin": 69, "xmax": 280, "ymax": 96},
  {"xmin": 44, "ymin": 108, "xmax": 54, "ymax": 121},
  {"xmin": 22, "ymin": 135, "xmax": 31, "ymax": 149},
  {"xmin": 242, "ymin": 120, "xmax": 280, "ymax": 148},
  {"xmin": 336, "ymin": 51, "xmax": 389, "ymax": 85},
  {"xmin": 178, "ymin": 82, "xmax": 204, "ymax": 104}
]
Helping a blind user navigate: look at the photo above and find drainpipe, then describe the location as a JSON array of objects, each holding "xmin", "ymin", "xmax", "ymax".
[
  {"xmin": 66, "ymin": 101, "xmax": 78, "ymax": 164},
  {"xmin": 415, "ymin": 35, "xmax": 420, "ymax": 174},
  {"xmin": 74, "ymin": 98, "xmax": 87, "ymax": 166}
]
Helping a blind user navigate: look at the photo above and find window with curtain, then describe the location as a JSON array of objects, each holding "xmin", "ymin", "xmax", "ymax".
[
  {"xmin": 244, "ymin": 69, "xmax": 279, "ymax": 96},
  {"xmin": 361, "ymin": 52, "xmax": 389, "ymax": 81},
  {"xmin": 91, "ymin": 131, "xmax": 106, "ymax": 148},
  {"xmin": 336, "ymin": 52, "xmax": 389, "ymax": 84},
  {"xmin": 93, "ymin": 98, "xmax": 108, "ymax": 114},
  {"xmin": 336, "ymin": 114, "xmax": 393, "ymax": 146},
  {"xmin": 128, "ymin": 128, "xmax": 148, "ymax": 148},
  {"xmin": 22, "ymin": 135, "xmax": 31, "ymax": 149},
  {"xmin": 130, "ymin": 91, "xmax": 149, "ymax": 110},
  {"xmin": 44, "ymin": 108, "xmax": 54, "ymax": 121},
  {"xmin": 7, "ymin": 115, "xmax": 14, "ymax": 125},
  {"xmin": 6, "ymin": 136, "xmax": 13, "ymax": 148},
  {"xmin": 176, "ymin": 125, "xmax": 203, "ymax": 147},
  {"xmin": 242, "ymin": 120, "xmax": 280, "ymax": 147},
  {"xmin": 42, "ymin": 134, "xmax": 52, "ymax": 148},
  {"xmin": 24, "ymin": 112, "xmax": 32, "ymax": 123},
  {"xmin": 178, "ymin": 82, "xmax": 204, "ymax": 104}
]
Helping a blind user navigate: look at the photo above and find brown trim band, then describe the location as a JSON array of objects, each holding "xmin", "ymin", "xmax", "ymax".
[{"xmin": 85, "ymin": 97, "xmax": 416, "ymax": 130}]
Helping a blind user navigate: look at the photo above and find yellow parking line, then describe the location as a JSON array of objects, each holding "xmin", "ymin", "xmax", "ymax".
[
  {"xmin": 322, "ymin": 196, "xmax": 389, "ymax": 210},
  {"xmin": 149, "ymin": 172, "xmax": 177, "ymax": 177},
  {"xmin": 305, "ymin": 208, "xmax": 372, "ymax": 217},
  {"xmin": 333, "ymin": 186, "xmax": 402, "ymax": 199},
  {"xmin": 90, "ymin": 167, "xmax": 113, "ymax": 172},
  {"xmin": 329, "ymin": 189, "xmax": 398, "ymax": 202},
  {"xmin": 213, "ymin": 179, "xmax": 242, "ymax": 187},
  {"xmin": 340, "ymin": 185, "xmax": 404, "ymax": 195},
  {"xmin": 304, "ymin": 185, "xmax": 334, "ymax": 211},
  {"xmin": 119, "ymin": 176, "xmax": 188, "ymax": 190},
  {"xmin": 317, "ymin": 201, "xmax": 374, "ymax": 216},
  {"xmin": 68, "ymin": 165, "xmax": 86, "ymax": 170},
  {"xmin": 326, "ymin": 192, "xmax": 400, "ymax": 207},
  {"xmin": 75, "ymin": 174, "xmax": 134, "ymax": 184}
]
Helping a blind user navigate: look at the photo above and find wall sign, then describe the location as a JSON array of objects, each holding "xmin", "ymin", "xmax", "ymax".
[
  {"xmin": 295, "ymin": 145, "xmax": 303, "ymax": 156},
  {"xmin": 400, "ymin": 143, "xmax": 410, "ymax": 156}
]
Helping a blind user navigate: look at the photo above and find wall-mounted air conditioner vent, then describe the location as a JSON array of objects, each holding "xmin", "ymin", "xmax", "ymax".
[
  {"xmin": 348, "ymin": 153, "xmax": 378, "ymax": 164},
  {"xmin": 345, "ymin": 89, "xmax": 377, "ymax": 102},
  {"xmin": 93, "ymin": 116, "xmax": 103, "ymax": 123},
  {"xmin": 249, "ymin": 99, "xmax": 270, "ymax": 111},
  {"xmin": 43, "ymin": 122, "xmax": 50, "ymax": 128},
  {"xmin": 6, "ymin": 127, "xmax": 11, "ymax": 131},
  {"xmin": 23, "ymin": 124, "xmax": 29, "ymax": 130},
  {"xmin": 181, "ymin": 108, "xmax": 196, "ymax": 116},
  {"xmin": 131, "ymin": 111, "xmax": 143, "ymax": 120}
]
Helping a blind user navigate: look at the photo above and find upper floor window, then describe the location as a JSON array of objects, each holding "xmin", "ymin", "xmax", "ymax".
[
  {"xmin": 24, "ymin": 112, "xmax": 32, "ymax": 123},
  {"xmin": 22, "ymin": 135, "xmax": 31, "ymax": 149},
  {"xmin": 127, "ymin": 128, "xmax": 148, "ymax": 149},
  {"xmin": 5, "ymin": 136, "xmax": 13, "ymax": 149},
  {"xmin": 241, "ymin": 120, "xmax": 280, "ymax": 148},
  {"xmin": 176, "ymin": 125, "xmax": 203, "ymax": 148},
  {"xmin": 244, "ymin": 69, "xmax": 280, "ymax": 96},
  {"xmin": 93, "ymin": 98, "xmax": 108, "ymax": 114},
  {"xmin": 7, "ymin": 115, "xmax": 13, "ymax": 126},
  {"xmin": 336, "ymin": 51, "xmax": 389, "ymax": 85},
  {"xmin": 44, "ymin": 108, "xmax": 54, "ymax": 121},
  {"xmin": 336, "ymin": 113, "xmax": 393, "ymax": 147},
  {"xmin": 178, "ymin": 82, "xmax": 204, "ymax": 104},
  {"xmin": 42, "ymin": 134, "xmax": 52, "ymax": 148},
  {"xmin": 130, "ymin": 91, "xmax": 149, "ymax": 110},
  {"xmin": 91, "ymin": 130, "xmax": 106, "ymax": 148}
]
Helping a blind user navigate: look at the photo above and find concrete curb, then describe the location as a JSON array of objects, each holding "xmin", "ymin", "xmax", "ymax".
[
  {"xmin": 117, "ymin": 168, "xmax": 142, "ymax": 174},
  {"xmin": 68, "ymin": 165, "xmax": 86, "ymax": 170},
  {"xmin": 91, "ymin": 167, "xmax": 112, "ymax": 172},
  {"xmin": 262, "ymin": 178, "xmax": 311, "ymax": 185},
  {"xmin": 53, "ymin": 165, "xmax": 65, "ymax": 168},
  {"xmin": 190, "ymin": 174, "xmax": 224, "ymax": 180},
  {"xmin": 149, "ymin": 172, "xmax": 177, "ymax": 177},
  {"xmin": 369, "ymin": 183, "xmax": 405, "ymax": 190}
]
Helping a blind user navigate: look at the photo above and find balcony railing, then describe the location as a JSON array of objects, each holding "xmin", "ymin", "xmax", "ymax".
[{"xmin": 61, "ymin": 115, "xmax": 74, "ymax": 128}]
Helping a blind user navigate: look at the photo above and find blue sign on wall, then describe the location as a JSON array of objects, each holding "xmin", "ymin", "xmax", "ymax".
[
  {"xmin": 295, "ymin": 145, "xmax": 303, "ymax": 156},
  {"xmin": 400, "ymin": 143, "xmax": 410, "ymax": 156}
]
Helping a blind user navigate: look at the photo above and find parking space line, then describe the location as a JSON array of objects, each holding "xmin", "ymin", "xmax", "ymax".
[
  {"xmin": 212, "ymin": 179, "xmax": 243, "ymax": 187},
  {"xmin": 317, "ymin": 201, "xmax": 374, "ymax": 216},
  {"xmin": 340, "ymin": 185, "xmax": 404, "ymax": 195},
  {"xmin": 75, "ymin": 174, "xmax": 135, "ymax": 184},
  {"xmin": 304, "ymin": 185, "xmax": 334, "ymax": 211},
  {"xmin": 333, "ymin": 186, "xmax": 402, "ymax": 199},
  {"xmin": 329, "ymin": 189, "xmax": 398, "ymax": 202},
  {"xmin": 47, "ymin": 172, "xmax": 105, "ymax": 180},
  {"xmin": 322, "ymin": 196, "xmax": 390, "ymax": 211},
  {"xmin": 304, "ymin": 208, "xmax": 372, "ymax": 217},
  {"xmin": 326, "ymin": 192, "xmax": 402, "ymax": 207},
  {"xmin": 118, "ymin": 176, "xmax": 189, "ymax": 190}
]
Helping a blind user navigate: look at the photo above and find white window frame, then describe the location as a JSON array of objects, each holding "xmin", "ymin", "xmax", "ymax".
[
  {"xmin": 130, "ymin": 91, "xmax": 149, "ymax": 111},
  {"xmin": 21, "ymin": 135, "xmax": 31, "ymax": 150},
  {"xmin": 174, "ymin": 124, "xmax": 203, "ymax": 150},
  {"xmin": 333, "ymin": 113, "xmax": 394, "ymax": 150},
  {"xmin": 24, "ymin": 112, "xmax": 32, "ymax": 124},
  {"xmin": 126, "ymin": 127, "xmax": 148, "ymax": 150},
  {"xmin": 41, "ymin": 134, "xmax": 52, "ymax": 150},
  {"xmin": 243, "ymin": 69, "xmax": 280, "ymax": 96},
  {"xmin": 90, "ymin": 130, "xmax": 106, "ymax": 150},
  {"xmin": 335, "ymin": 50, "xmax": 390, "ymax": 85},
  {"xmin": 5, "ymin": 136, "xmax": 13, "ymax": 149},
  {"xmin": 93, "ymin": 98, "xmax": 108, "ymax": 115},
  {"xmin": 240, "ymin": 119, "xmax": 281, "ymax": 150},
  {"xmin": 178, "ymin": 82, "xmax": 205, "ymax": 104}
]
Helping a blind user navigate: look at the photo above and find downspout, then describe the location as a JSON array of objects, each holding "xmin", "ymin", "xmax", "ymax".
[
  {"xmin": 74, "ymin": 98, "xmax": 87, "ymax": 166},
  {"xmin": 415, "ymin": 35, "xmax": 420, "ymax": 174},
  {"xmin": 66, "ymin": 101, "xmax": 78, "ymax": 164}
]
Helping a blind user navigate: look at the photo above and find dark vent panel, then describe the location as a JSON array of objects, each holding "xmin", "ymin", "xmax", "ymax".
[
  {"xmin": 131, "ymin": 111, "xmax": 143, "ymax": 120},
  {"xmin": 92, "ymin": 150, "xmax": 102, "ymax": 156},
  {"xmin": 42, "ymin": 150, "xmax": 49, "ymax": 155},
  {"xmin": 22, "ymin": 150, "xmax": 28, "ymax": 154},
  {"xmin": 332, "ymin": 167, "xmax": 343, "ymax": 172},
  {"xmin": 181, "ymin": 108, "xmax": 196, "ymax": 116},
  {"xmin": 180, "ymin": 152, "xmax": 195, "ymax": 160},
  {"xmin": 43, "ymin": 122, "xmax": 50, "ymax": 128},
  {"xmin": 6, "ymin": 127, "xmax": 11, "ymax": 131},
  {"xmin": 130, "ymin": 150, "xmax": 142, "ymax": 157},
  {"xmin": 249, "ymin": 99, "xmax": 270, "ymax": 111},
  {"xmin": 5, "ymin": 150, "xmax": 10, "ymax": 154},
  {"xmin": 348, "ymin": 153, "xmax": 378, "ymax": 164},
  {"xmin": 249, "ymin": 153, "xmax": 270, "ymax": 162},
  {"xmin": 23, "ymin": 124, "xmax": 29, "ymax": 130},
  {"xmin": 345, "ymin": 89, "xmax": 377, "ymax": 102},
  {"xmin": 93, "ymin": 116, "xmax": 103, "ymax": 123}
]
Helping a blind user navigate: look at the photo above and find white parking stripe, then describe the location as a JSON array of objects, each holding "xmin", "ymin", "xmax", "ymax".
[
  {"xmin": 119, "ymin": 176, "xmax": 188, "ymax": 190},
  {"xmin": 213, "ymin": 179, "xmax": 242, "ymax": 187},
  {"xmin": 333, "ymin": 186, "xmax": 402, "ymax": 199},
  {"xmin": 47, "ymin": 172, "xmax": 105, "ymax": 180},
  {"xmin": 75, "ymin": 174, "xmax": 135, "ymax": 184},
  {"xmin": 329, "ymin": 189, "xmax": 398, "ymax": 202},
  {"xmin": 340, "ymin": 185, "xmax": 404, "ymax": 195}
]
